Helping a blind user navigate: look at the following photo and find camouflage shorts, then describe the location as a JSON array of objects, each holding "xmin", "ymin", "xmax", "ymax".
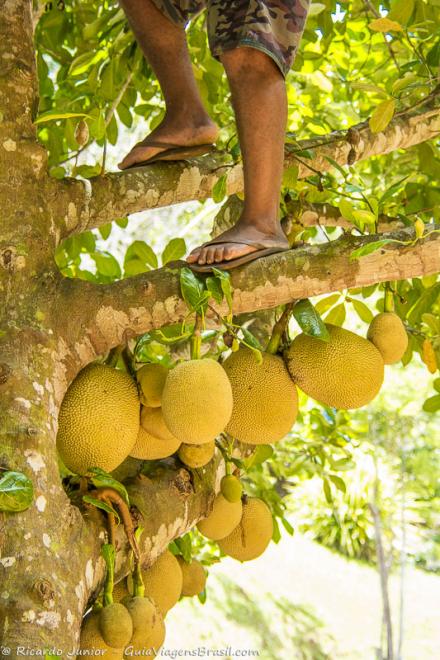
[{"xmin": 150, "ymin": 0, "xmax": 310, "ymax": 77}]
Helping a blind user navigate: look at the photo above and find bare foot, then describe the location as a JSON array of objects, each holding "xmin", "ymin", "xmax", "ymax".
[
  {"xmin": 118, "ymin": 114, "xmax": 219, "ymax": 169},
  {"xmin": 186, "ymin": 222, "xmax": 289, "ymax": 265}
]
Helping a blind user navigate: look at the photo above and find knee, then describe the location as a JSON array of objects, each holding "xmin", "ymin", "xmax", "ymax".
[{"xmin": 221, "ymin": 46, "xmax": 280, "ymax": 79}]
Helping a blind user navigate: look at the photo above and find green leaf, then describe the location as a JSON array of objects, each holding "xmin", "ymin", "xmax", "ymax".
[
  {"xmin": 212, "ymin": 175, "xmax": 227, "ymax": 203},
  {"xmin": 282, "ymin": 165, "xmax": 299, "ymax": 188},
  {"xmin": 325, "ymin": 302, "xmax": 346, "ymax": 326},
  {"xmin": 244, "ymin": 444, "xmax": 274, "ymax": 469},
  {"xmin": 212, "ymin": 268, "xmax": 233, "ymax": 315},
  {"xmin": 352, "ymin": 299, "xmax": 374, "ymax": 324},
  {"xmin": 369, "ymin": 99, "xmax": 396, "ymax": 134},
  {"xmin": 369, "ymin": 17, "xmax": 403, "ymax": 32},
  {"xmin": 329, "ymin": 474, "xmax": 346, "ymax": 493},
  {"xmin": 281, "ymin": 517, "xmax": 294, "ymax": 535},
  {"xmin": 125, "ymin": 241, "xmax": 158, "ymax": 269},
  {"xmin": 0, "ymin": 471, "xmax": 34, "ymax": 512},
  {"xmin": 99, "ymin": 223, "xmax": 112, "ymax": 240},
  {"xmin": 35, "ymin": 111, "xmax": 91, "ymax": 125},
  {"xmin": 82, "ymin": 495, "xmax": 120, "ymax": 523},
  {"xmin": 272, "ymin": 516, "xmax": 281, "ymax": 543},
  {"xmin": 162, "ymin": 238, "xmax": 186, "ymax": 265},
  {"xmin": 315, "ymin": 293, "xmax": 340, "ymax": 315},
  {"xmin": 293, "ymin": 299, "xmax": 330, "ymax": 341},
  {"xmin": 324, "ymin": 156, "xmax": 347, "ymax": 180},
  {"xmin": 323, "ymin": 477, "xmax": 333, "ymax": 504},
  {"xmin": 88, "ymin": 467, "xmax": 130, "ymax": 506},
  {"xmin": 352, "ymin": 209, "xmax": 377, "ymax": 226},
  {"xmin": 422, "ymin": 394, "xmax": 440, "ymax": 413},
  {"xmin": 92, "ymin": 252, "xmax": 121, "ymax": 279},
  {"xmin": 149, "ymin": 326, "xmax": 192, "ymax": 345},
  {"xmin": 350, "ymin": 239, "xmax": 394, "ymax": 260},
  {"xmin": 338, "ymin": 199, "xmax": 356, "ymax": 222},
  {"xmin": 180, "ymin": 267, "xmax": 209, "ymax": 313},
  {"xmin": 205, "ymin": 276, "xmax": 223, "ymax": 304},
  {"xmin": 241, "ymin": 328, "xmax": 263, "ymax": 351}
]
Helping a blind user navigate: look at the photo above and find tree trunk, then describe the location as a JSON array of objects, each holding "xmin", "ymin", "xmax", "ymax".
[{"xmin": 1, "ymin": 0, "xmax": 439, "ymax": 650}]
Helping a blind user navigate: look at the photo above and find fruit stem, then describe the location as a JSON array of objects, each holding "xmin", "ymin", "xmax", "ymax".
[
  {"xmin": 101, "ymin": 543, "xmax": 115, "ymax": 607},
  {"xmin": 104, "ymin": 345, "xmax": 123, "ymax": 367},
  {"xmin": 384, "ymin": 285, "xmax": 395, "ymax": 313},
  {"xmin": 266, "ymin": 303, "xmax": 295, "ymax": 355},
  {"xmin": 190, "ymin": 313, "xmax": 202, "ymax": 360},
  {"xmin": 94, "ymin": 488, "xmax": 140, "ymax": 561}
]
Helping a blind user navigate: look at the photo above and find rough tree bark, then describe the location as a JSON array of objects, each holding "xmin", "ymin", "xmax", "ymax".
[{"xmin": 0, "ymin": 0, "xmax": 439, "ymax": 651}]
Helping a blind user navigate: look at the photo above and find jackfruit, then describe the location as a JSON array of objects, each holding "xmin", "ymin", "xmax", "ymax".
[
  {"xmin": 367, "ymin": 312, "xmax": 408, "ymax": 364},
  {"xmin": 178, "ymin": 441, "xmax": 215, "ymax": 468},
  {"xmin": 127, "ymin": 550, "xmax": 183, "ymax": 615},
  {"xmin": 142, "ymin": 612, "xmax": 166, "ymax": 657},
  {"xmin": 78, "ymin": 611, "xmax": 123, "ymax": 660},
  {"xmin": 57, "ymin": 364, "xmax": 140, "ymax": 474},
  {"xmin": 130, "ymin": 407, "xmax": 181, "ymax": 460},
  {"xmin": 223, "ymin": 348, "xmax": 298, "ymax": 444},
  {"xmin": 176, "ymin": 557, "xmax": 207, "ymax": 597},
  {"xmin": 121, "ymin": 596, "xmax": 157, "ymax": 647},
  {"xmin": 161, "ymin": 359, "xmax": 233, "ymax": 444},
  {"xmin": 221, "ymin": 475, "xmax": 243, "ymax": 503},
  {"xmin": 99, "ymin": 602, "xmax": 133, "ymax": 648},
  {"xmin": 136, "ymin": 364, "xmax": 168, "ymax": 407},
  {"xmin": 218, "ymin": 497, "xmax": 273, "ymax": 561},
  {"xmin": 112, "ymin": 579, "xmax": 130, "ymax": 603},
  {"xmin": 197, "ymin": 493, "xmax": 243, "ymax": 541},
  {"xmin": 284, "ymin": 324, "xmax": 384, "ymax": 409}
]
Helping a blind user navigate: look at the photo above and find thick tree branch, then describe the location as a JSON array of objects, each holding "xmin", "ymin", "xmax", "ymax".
[
  {"xmin": 56, "ymin": 228, "xmax": 440, "ymax": 363},
  {"xmin": 55, "ymin": 90, "xmax": 440, "ymax": 237},
  {"xmin": 86, "ymin": 457, "xmax": 222, "ymax": 598}
]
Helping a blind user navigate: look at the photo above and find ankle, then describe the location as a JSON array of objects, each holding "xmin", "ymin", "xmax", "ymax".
[
  {"xmin": 164, "ymin": 104, "xmax": 213, "ymax": 129},
  {"xmin": 238, "ymin": 213, "xmax": 282, "ymax": 235}
]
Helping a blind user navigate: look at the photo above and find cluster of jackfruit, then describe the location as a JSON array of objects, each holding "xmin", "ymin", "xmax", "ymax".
[
  {"xmin": 78, "ymin": 596, "xmax": 164, "ymax": 659},
  {"xmin": 56, "ymin": 359, "xmax": 230, "ymax": 475},
  {"xmin": 197, "ymin": 475, "xmax": 273, "ymax": 563},
  {"xmin": 78, "ymin": 548, "xmax": 207, "ymax": 658},
  {"xmin": 284, "ymin": 312, "xmax": 408, "ymax": 411}
]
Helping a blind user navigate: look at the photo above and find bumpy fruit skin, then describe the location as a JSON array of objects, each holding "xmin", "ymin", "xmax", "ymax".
[
  {"xmin": 178, "ymin": 441, "xmax": 215, "ymax": 468},
  {"xmin": 367, "ymin": 312, "xmax": 408, "ymax": 365},
  {"xmin": 112, "ymin": 579, "xmax": 130, "ymax": 603},
  {"xmin": 136, "ymin": 364, "xmax": 168, "ymax": 407},
  {"xmin": 57, "ymin": 364, "xmax": 140, "ymax": 474},
  {"xmin": 218, "ymin": 497, "xmax": 273, "ymax": 562},
  {"xmin": 78, "ymin": 611, "xmax": 124, "ymax": 659},
  {"xmin": 127, "ymin": 550, "xmax": 183, "ymax": 615},
  {"xmin": 223, "ymin": 349, "xmax": 298, "ymax": 444},
  {"xmin": 176, "ymin": 557, "xmax": 207, "ymax": 597},
  {"xmin": 121, "ymin": 596, "xmax": 157, "ymax": 646},
  {"xmin": 130, "ymin": 407, "xmax": 181, "ymax": 460},
  {"xmin": 161, "ymin": 359, "xmax": 233, "ymax": 444},
  {"xmin": 197, "ymin": 493, "xmax": 242, "ymax": 541},
  {"xmin": 284, "ymin": 324, "xmax": 384, "ymax": 410},
  {"xmin": 123, "ymin": 610, "xmax": 166, "ymax": 659},
  {"xmin": 221, "ymin": 475, "xmax": 243, "ymax": 503},
  {"xmin": 99, "ymin": 603, "xmax": 133, "ymax": 648}
]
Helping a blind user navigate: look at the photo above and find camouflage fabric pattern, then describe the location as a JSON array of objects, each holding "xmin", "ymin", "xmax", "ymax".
[{"xmin": 151, "ymin": 0, "xmax": 310, "ymax": 76}]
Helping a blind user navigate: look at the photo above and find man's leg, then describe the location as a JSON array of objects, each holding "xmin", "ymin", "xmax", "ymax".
[
  {"xmin": 187, "ymin": 47, "xmax": 288, "ymax": 266},
  {"xmin": 118, "ymin": 0, "xmax": 218, "ymax": 169}
]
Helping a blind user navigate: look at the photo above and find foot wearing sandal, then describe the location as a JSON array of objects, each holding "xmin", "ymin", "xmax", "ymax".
[
  {"xmin": 186, "ymin": 219, "xmax": 289, "ymax": 271},
  {"xmin": 118, "ymin": 112, "xmax": 219, "ymax": 169}
]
